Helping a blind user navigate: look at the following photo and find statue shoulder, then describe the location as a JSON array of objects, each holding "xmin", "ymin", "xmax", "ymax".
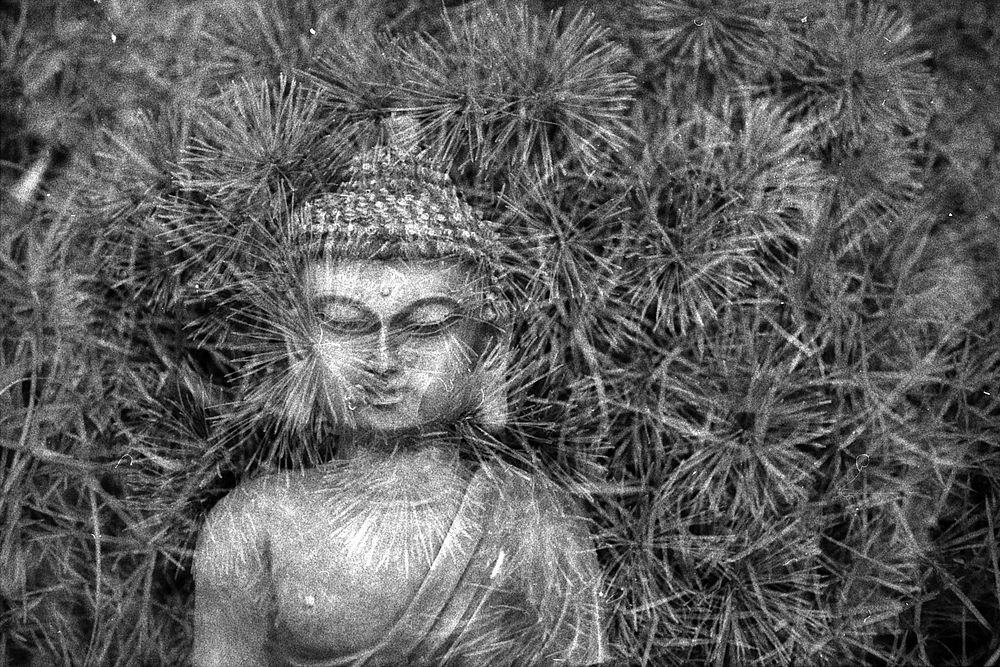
[
  {"xmin": 197, "ymin": 468, "xmax": 327, "ymax": 550},
  {"xmin": 471, "ymin": 460, "xmax": 580, "ymax": 511},
  {"xmin": 205, "ymin": 471, "xmax": 287, "ymax": 519},
  {"xmin": 210, "ymin": 463, "xmax": 357, "ymax": 512},
  {"xmin": 193, "ymin": 473, "xmax": 280, "ymax": 586}
]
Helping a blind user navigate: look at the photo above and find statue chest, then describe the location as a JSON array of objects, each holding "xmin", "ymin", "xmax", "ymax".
[{"xmin": 262, "ymin": 450, "xmax": 513, "ymax": 661}]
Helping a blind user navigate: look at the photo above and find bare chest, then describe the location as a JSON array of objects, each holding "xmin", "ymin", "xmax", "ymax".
[{"xmin": 263, "ymin": 453, "xmax": 504, "ymax": 659}]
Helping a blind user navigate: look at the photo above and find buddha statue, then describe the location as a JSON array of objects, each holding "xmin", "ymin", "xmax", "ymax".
[{"xmin": 191, "ymin": 128, "xmax": 608, "ymax": 666}]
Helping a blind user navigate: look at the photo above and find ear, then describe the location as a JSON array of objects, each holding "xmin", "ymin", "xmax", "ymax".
[{"xmin": 476, "ymin": 331, "xmax": 511, "ymax": 431}]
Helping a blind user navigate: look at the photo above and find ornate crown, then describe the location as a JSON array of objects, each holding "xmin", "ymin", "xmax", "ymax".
[{"xmin": 293, "ymin": 135, "xmax": 505, "ymax": 282}]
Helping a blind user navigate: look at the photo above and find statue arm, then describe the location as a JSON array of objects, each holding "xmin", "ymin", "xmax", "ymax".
[
  {"xmin": 494, "ymin": 469, "xmax": 610, "ymax": 665},
  {"xmin": 534, "ymin": 485, "xmax": 610, "ymax": 665},
  {"xmin": 191, "ymin": 482, "xmax": 274, "ymax": 667}
]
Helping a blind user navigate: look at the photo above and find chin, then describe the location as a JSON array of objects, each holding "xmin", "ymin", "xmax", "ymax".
[
  {"xmin": 354, "ymin": 407, "xmax": 471, "ymax": 436},
  {"xmin": 354, "ymin": 406, "xmax": 425, "ymax": 434},
  {"xmin": 358, "ymin": 396, "xmax": 450, "ymax": 429}
]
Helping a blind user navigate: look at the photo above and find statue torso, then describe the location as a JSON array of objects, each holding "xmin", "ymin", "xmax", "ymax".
[
  {"xmin": 195, "ymin": 441, "xmax": 605, "ymax": 666},
  {"xmin": 250, "ymin": 446, "xmax": 537, "ymax": 665}
]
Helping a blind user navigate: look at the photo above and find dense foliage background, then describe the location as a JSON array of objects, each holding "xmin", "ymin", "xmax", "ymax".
[{"xmin": 2, "ymin": 1, "xmax": 999, "ymax": 665}]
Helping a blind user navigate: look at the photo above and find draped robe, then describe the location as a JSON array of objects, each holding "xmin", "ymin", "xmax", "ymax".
[{"xmin": 192, "ymin": 445, "xmax": 607, "ymax": 666}]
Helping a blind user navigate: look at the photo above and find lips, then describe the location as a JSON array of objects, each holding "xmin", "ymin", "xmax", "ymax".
[{"xmin": 363, "ymin": 388, "xmax": 405, "ymax": 406}]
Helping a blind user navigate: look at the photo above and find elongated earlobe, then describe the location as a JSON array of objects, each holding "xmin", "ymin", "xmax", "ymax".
[{"xmin": 477, "ymin": 333, "xmax": 510, "ymax": 431}]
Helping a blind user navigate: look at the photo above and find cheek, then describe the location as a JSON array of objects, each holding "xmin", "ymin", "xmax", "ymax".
[
  {"xmin": 314, "ymin": 340, "xmax": 367, "ymax": 389},
  {"xmin": 410, "ymin": 337, "xmax": 474, "ymax": 381},
  {"xmin": 409, "ymin": 333, "xmax": 482, "ymax": 398},
  {"xmin": 316, "ymin": 341, "xmax": 348, "ymax": 375}
]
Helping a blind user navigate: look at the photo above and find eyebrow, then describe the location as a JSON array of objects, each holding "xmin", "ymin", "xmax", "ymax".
[{"xmin": 313, "ymin": 295, "xmax": 462, "ymax": 325}]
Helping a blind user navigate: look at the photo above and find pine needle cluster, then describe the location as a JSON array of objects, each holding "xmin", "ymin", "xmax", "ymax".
[{"xmin": 306, "ymin": 3, "xmax": 635, "ymax": 182}]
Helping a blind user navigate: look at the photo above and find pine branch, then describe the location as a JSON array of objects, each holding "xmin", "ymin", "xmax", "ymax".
[
  {"xmin": 305, "ymin": 3, "xmax": 635, "ymax": 182},
  {"xmin": 638, "ymin": 0, "xmax": 803, "ymax": 89},
  {"xmin": 776, "ymin": 1, "xmax": 935, "ymax": 145},
  {"xmin": 619, "ymin": 97, "xmax": 825, "ymax": 337}
]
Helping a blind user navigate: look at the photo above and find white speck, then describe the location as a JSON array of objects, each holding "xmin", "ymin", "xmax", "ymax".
[
  {"xmin": 801, "ymin": 16, "xmax": 808, "ymax": 23},
  {"xmin": 490, "ymin": 550, "xmax": 506, "ymax": 580},
  {"xmin": 309, "ymin": 28, "xmax": 316, "ymax": 35},
  {"xmin": 111, "ymin": 33, "xmax": 117, "ymax": 43},
  {"xmin": 304, "ymin": 595, "xmax": 315, "ymax": 607}
]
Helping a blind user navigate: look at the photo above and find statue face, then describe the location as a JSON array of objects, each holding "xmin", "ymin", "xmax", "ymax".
[{"xmin": 304, "ymin": 258, "xmax": 498, "ymax": 433}]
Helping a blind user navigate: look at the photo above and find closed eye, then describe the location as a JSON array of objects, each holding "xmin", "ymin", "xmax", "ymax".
[
  {"xmin": 399, "ymin": 299, "xmax": 462, "ymax": 337},
  {"xmin": 313, "ymin": 296, "xmax": 465, "ymax": 337},
  {"xmin": 322, "ymin": 318, "xmax": 379, "ymax": 335},
  {"xmin": 404, "ymin": 313, "xmax": 462, "ymax": 337},
  {"xmin": 315, "ymin": 298, "xmax": 378, "ymax": 335}
]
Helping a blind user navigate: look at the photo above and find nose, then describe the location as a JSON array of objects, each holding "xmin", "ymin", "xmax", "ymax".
[{"xmin": 369, "ymin": 326, "xmax": 402, "ymax": 376}]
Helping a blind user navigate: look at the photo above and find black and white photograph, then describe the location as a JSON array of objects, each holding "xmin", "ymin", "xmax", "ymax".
[{"xmin": 2, "ymin": 1, "xmax": 998, "ymax": 665}]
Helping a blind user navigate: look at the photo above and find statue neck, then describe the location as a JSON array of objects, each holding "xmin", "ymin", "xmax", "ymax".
[{"xmin": 335, "ymin": 426, "xmax": 455, "ymax": 461}]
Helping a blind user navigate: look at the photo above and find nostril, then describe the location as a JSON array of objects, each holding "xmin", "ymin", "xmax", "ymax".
[
  {"xmin": 372, "ymin": 348, "xmax": 402, "ymax": 374},
  {"xmin": 364, "ymin": 351, "xmax": 403, "ymax": 378},
  {"xmin": 361, "ymin": 329, "xmax": 403, "ymax": 373}
]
